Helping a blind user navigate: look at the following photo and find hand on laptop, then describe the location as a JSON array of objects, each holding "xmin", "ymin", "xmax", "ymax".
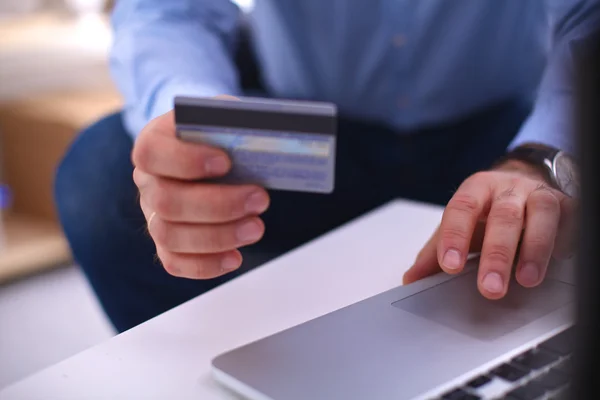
[
  {"xmin": 403, "ymin": 160, "xmax": 576, "ymax": 299},
  {"xmin": 131, "ymin": 107, "xmax": 270, "ymax": 279}
]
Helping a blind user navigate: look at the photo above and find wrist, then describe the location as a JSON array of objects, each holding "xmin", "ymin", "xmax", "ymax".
[{"xmin": 492, "ymin": 159, "xmax": 550, "ymax": 184}]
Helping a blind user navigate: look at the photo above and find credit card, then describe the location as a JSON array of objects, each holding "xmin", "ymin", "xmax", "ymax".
[{"xmin": 174, "ymin": 96, "xmax": 337, "ymax": 193}]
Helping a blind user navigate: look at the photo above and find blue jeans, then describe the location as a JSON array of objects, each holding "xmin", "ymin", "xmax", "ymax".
[{"xmin": 54, "ymin": 100, "xmax": 529, "ymax": 332}]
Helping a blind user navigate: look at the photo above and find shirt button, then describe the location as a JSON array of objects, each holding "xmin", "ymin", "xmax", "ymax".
[
  {"xmin": 392, "ymin": 34, "xmax": 407, "ymax": 48},
  {"xmin": 397, "ymin": 96, "xmax": 410, "ymax": 109}
]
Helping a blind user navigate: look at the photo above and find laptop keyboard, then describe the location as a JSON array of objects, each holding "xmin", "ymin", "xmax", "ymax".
[{"xmin": 433, "ymin": 327, "xmax": 574, "ymax": 400}]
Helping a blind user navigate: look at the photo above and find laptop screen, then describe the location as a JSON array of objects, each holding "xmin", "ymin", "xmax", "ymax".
[{"xmin": 573, "ymin": 28, "xmax": 600, "ymax": 398}]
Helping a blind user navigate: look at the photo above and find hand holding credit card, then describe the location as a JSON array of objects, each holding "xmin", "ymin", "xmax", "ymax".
[
  {"xmin": 174, "ymin": 96, "xmax": 337, "ymax": 193},
  {"xmin": 131, "ymin": 96, "xmax": 337, "ymax": 281}
]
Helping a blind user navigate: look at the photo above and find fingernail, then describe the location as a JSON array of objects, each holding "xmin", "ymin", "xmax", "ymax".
[
  {"xmin": 221, "ymin": 254, "xmax": 240, "ymax": 271},
  {"xmin": 442, "ymin": 249, "xmax": 462, "ymax": 270},
  {"xmin": 205, "ymin": 156, "xmax": 229, "ymax": 175},
  {"xmin": 519, "ymin": 263, "xmax": 539, "ymax": 286},
  {"xmin": 236, "ymin": 220, "xmax": 262, "ymax": 242},
  {"xmin": 245, "ymin": 191, "xmax": 269, "ymax": 214},
  {"xmin": 482, "ymin": 272, "xmax": 504, "ymax": 294}
]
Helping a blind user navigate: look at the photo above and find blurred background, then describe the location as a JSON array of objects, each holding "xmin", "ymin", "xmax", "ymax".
[
  {"xmin": 0, "ymin": 0, "xmax": 250, "ymax": 389},
  {"xmin": 0, "ymin": 0, "xmax": 118, "ymax": 389}
]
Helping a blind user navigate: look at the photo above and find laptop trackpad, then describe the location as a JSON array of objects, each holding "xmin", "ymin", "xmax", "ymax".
[{"xmin": 392, "ymin": 271, "xmax": 574, "ymax": 341}]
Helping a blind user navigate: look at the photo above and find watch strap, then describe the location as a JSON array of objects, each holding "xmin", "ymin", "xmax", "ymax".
[
  {"xmin": 498, "ymin": 144, "xmax": 558, "ymax": 169},
  {"xmin": 506, "ymin": 145, "xmax": 559, "ymax": 165},
  {"xmin": 494, "ymin": 144, "xmax": 561, "ymax": 188}
]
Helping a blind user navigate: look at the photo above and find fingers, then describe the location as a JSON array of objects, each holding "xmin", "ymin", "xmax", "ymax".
[
  {"xmin": 515, "ymin": 187, "xmax": 561, "ymax": 287},
  {"xmin": 553, "ymin": 196, "xmax": 577, "ymax": 260},
  {"xmin": 156, "ymin": 246, "xmax": 243, "ymax": 279},
  {"xmin": 478, "ymin": 184, "xmax": 527, "ymax": 299},
  {"xmin": 134, "ymin": 169, "xmax": 270, "ymax": 223},
  {"xmin": 410, "ymin": 167, "xmax": 576, "ymax": 299},
  {"xmin": 404, "ymin": 220, "xmax": 488, "ymax": 285},
  {"xmin": 132, "ymin": 104, "xmax": 271, "ymax": 280},
  {"xmin": 140, "ymin": 197, "xmax": 264, "ymax": 279},
  {"xmin": 437, "ymin": 172, "xmax": 492, "ymax": 274},
  {"xmin": 403, "ymin": 227, "xmax": 441, "ymax": 285},
  {"xmin": 132, "ymin": 111, "xmax": 231, "ymax": 180},
  {"xmin": 149, "ymin": 216, "xmax": 265, "ymax": 254}
]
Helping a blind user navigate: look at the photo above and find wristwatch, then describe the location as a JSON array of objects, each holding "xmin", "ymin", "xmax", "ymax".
[{"xmin": 502, "ymin": 144, "xmax": 580, "ymax": 198}]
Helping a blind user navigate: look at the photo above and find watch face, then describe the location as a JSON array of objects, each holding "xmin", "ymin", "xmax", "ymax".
[{"xmin": 554, "ymin": 152, "xmax": 579, "ymax": 197}]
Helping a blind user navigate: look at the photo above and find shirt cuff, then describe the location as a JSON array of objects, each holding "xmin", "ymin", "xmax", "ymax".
[
  {"xmin": 508, "ymin": 93, "xmax": 575, "ymax": 155},
  {"xmin": 123, "ymin": 81, "xmax": 240, "ymax": 139}
]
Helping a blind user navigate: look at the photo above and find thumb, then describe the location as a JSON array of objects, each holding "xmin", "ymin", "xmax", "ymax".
[{"xmin": 403, "ymin": 226, "xmax": 442, "ymax": 285}]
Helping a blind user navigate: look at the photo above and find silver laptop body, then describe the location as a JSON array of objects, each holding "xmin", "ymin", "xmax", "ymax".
[{"xmin": 212, "ymin": 259, "xmax": 575, "ymax": 400}]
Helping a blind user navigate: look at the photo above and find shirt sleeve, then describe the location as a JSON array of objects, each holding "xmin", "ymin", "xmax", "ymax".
[
  {"xmin": 509, "ymin": 0, "xmax": 600, "ymax": 155},
  {"xmin": 109, "ymin": 0, "xmax": 243, "ymax": 138}
]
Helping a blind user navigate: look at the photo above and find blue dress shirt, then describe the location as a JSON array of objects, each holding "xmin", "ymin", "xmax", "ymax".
[{"xmin": 110, "ymin": 0, "xmax": 599, "ymax": 154}]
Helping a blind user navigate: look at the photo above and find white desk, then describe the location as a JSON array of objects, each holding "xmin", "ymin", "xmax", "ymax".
[{"xmin": 0, "ymin": 200, "xmax": 443, "ymax": 400}]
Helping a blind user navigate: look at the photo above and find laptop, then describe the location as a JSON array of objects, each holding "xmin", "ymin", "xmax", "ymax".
[
  {"xmin": 213, "ymin": 260, "xmax": 575, "ymax": 400},
  {"xmin": 211, "ymin": 35, "xmax": 600, "ymax": 400}
]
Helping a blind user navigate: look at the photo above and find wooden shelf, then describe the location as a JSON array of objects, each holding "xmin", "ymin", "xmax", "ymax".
[{"xmin": 0, "ymin": 212, "xmax": 72, "ymax": 283}]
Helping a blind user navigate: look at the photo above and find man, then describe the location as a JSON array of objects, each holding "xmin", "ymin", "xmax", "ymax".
[{"xmin": 55, "ymin": 0, "xmax": 595, "ymax": 333}]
